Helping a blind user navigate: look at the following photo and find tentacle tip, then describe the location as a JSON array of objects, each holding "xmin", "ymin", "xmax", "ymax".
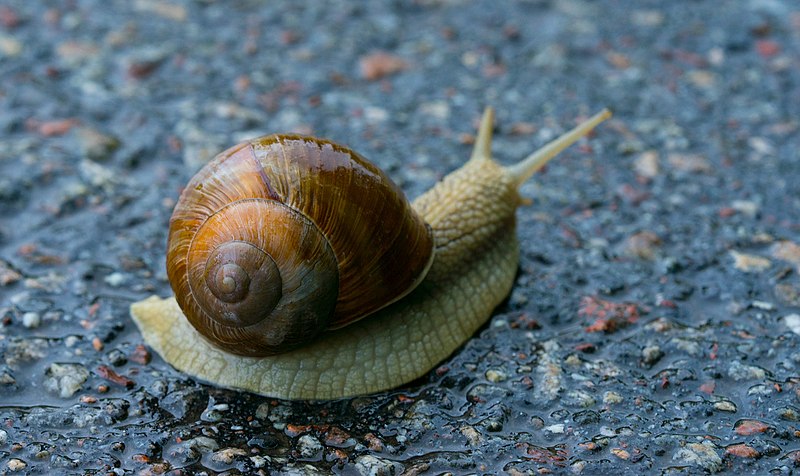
[
  {"xmin": 481, "ymin": 106, "xmax": 495, "ymax": 126},
  {"xmin": 469, "ymin": 106, "xmax": 496, "ymax": 163}
]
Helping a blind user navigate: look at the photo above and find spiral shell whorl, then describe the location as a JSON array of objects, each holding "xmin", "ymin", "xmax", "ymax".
[
  {"xmin": 190, "ymin": 206, "xmax": 286, "ymax": 329},
  {"xmin": 200, "ymin": 240, "xmax": 282, "ymax": 323}
]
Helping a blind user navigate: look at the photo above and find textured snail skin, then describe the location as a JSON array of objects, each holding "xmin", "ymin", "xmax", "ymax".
[{"xmin": 130, "ymin": 108, "xmax": 611, "ymax": 400}]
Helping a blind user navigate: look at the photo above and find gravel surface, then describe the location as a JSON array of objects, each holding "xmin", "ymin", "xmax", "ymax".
[{"xmin": 1, "ymin": 0, "xmax": 800, "ymax": 474}]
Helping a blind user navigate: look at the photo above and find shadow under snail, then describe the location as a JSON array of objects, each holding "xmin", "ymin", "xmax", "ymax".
[{"xmin": 130, "ymin": 107, "xmax": 611, "ymax": 400}]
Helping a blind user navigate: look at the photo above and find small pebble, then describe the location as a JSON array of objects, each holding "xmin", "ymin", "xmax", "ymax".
[
  {"xmin": 726, "ymin": 443, "xmax": 760, "ymax": 459},
  {"xmin": 544, "ymin": 424, "xmax": 565, "ymax": 434},
  {"xmin": 735, "ymin": 419, "xmax": 770, "ymax": 436},
  {"xmin": 187, "ymin": 436, "xmax": 219, "ymax": 454},
  {"xmin": 751, "ymin": 300, "xmax": 774, "ymax": 310},
  {"xmin": 633, "ymin": 150, "xmax": 659, "ymax": 178},
  {"xmin": 485, "ymin": 368, "xmax": 508, "ymax": 383},
  {"xmin": 673, "ymin": 442, "xmax": 722, "ymax": 472},
  {"xmin": 359, "ymin": 51, "xmax": 407, "ymax": 80},
  {"xmin": 200, "ymin": 402, "xmax": 231, "ymax": 422},
  {"xmin": 129, "ymin": 344, "xmax": 152, "ymax": 365},
  {"xmin": 730, "ymin": 251, "xmax": 771, "ymax": 273},
  {"xmin": 297, "ymin": 434, "xmax": 323, "ymax": 458},
  {"xmin": 599, "ymin": 427, "xmax": 616, "ymax": 437},
  {"xmin": 571, "ymin": 460, "xmax": 587, "ymax": 473},
  {"xmin": 211, "ymin": 447, "xmax": 248, "ymax": 464},
  {"xmin": 731, "ymin": 200, "xmax": 759, "ymax": 217},
  {"xmin": 783, "ymin": 314, "xmax": 800, "ymax": 334},
  {"xmin": 105, "ymin": 349, "xmax": 128, "ymax": 367},
  {"xmin": 772, "ymin": 240, "xmax": 800, "ymax": 271},
  {"xmin": 250, "ymin": 455, "xmax": 269, "ymax": 468},
  {"xmin": 354, "ymin": 454, "xmax": 402, "ymax": 476},
  {"xmin": 0, "ymin": 369, "xmax": 15, "ymax": 385},
  {"xmin": 780, "ymin": 406, "xmax": 800, "ymax": 421},
  {"xmin": 64, "ymin": 336, "xmax": 81, "ymax": 348},
  {"xmin": 104, "ymin": 272, "xmax": 127, "ymax": 287},
  {"xmin": 460, "ymin": 425, "xmax": 481, "ymax": 446},
  {"xmin": 255, "ymin": 402, "xmax": 271, "ymax": 420},
  {"xmin": 6, "ymin": 459, "xmax": 26, "ymax": 472},
  {"xmin": 747, "ymin": 384, "xmax": 772, "ymax": 396},
  {"xmin": 611, "ymin": 448, "xmax": 630, "ymax": 460},
  {"xmin": 641, "ymin": 345, "xmax": 664, "ymax": 366},
  {"xmin": 728, "ymin": 360, "xmax": 766, "ymax": 381},
  {"xmin": 0, "ymin": 429, "xmax": 7, "ymax": 446},
  {"xmin": 201, "ymin": 408, "xmax": 225, "ymax": 422},
  {"xmin": 603, "ymin": 391, "xmax": 623, "ymax": 405},
  {"xmin": 22, "ymin": 312, "xmax": 41, "ymax": 328},
  {"xmin": 484, "ymin": 419, "xmax": 504, "ymax": 432},
  {"xmin": 43, "ymin": 363, "xmax": 89, "ymax": 398},
  {"xmin": 364, "ymin": 433, "xmax": 384, "ymax": 452},
  {"xmin": 714, "ymin": 400, "xmax": 737, "ymax": 412}
]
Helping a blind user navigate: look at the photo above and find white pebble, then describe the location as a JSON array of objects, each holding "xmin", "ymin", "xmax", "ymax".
[
  {"xmin": 22, "ymin": 312, "xmax": 41, "ymax": 328},
  {"xmin": 297, "ymin": 434, "xmax": 323, "ymax": 458},
  {"xmin": 104, "ymin": 272, "xmax": 127, "ymax": 287},
  {"xmin": 752, "ymin": 300, "xmax": 774, "ymax": 310},
  {"xmin": 714, "ymin": 400, "xmax": 737, "ymax": 412},
  {"xmin": 64, "ymin": 336, "xmax": 81, "ymax": 348},
  {"xmin": 544, "ymin": 424, "xmax": 565, "ymax": 434},
  {"xmin": 785, "ymin": 314, "xmax": 800, "ymax": 335}
]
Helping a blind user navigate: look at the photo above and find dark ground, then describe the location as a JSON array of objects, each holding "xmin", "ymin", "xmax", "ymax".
[{"xmin": 1, "ymin": 0, "xmax": 800, "ymax": 474}]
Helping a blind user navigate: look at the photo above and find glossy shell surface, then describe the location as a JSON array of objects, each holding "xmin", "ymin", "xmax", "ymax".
[{"xmin": 166, "ymin": 135, "xmax": 434, "ymax": 355}]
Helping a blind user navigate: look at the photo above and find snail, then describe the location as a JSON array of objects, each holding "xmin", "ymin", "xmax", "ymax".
[{"xmin": 130, "ymin": 107, "xmax": 611, "ymax": 400}]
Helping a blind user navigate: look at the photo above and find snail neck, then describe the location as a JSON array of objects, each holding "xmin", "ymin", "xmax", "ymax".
[{"xmin": 411, "ymin": 158, "xmax": 520, "ymax": 281}]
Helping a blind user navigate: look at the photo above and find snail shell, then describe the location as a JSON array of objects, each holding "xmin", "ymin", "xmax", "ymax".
[{"xmin": 166, "ymin": 135, "xmax": 434, "ymax": 356}]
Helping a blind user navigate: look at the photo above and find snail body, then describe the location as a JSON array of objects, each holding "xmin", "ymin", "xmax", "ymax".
[{"xmin": 130, "ymin": 108, "xmax": 611, "ymax": 400}]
